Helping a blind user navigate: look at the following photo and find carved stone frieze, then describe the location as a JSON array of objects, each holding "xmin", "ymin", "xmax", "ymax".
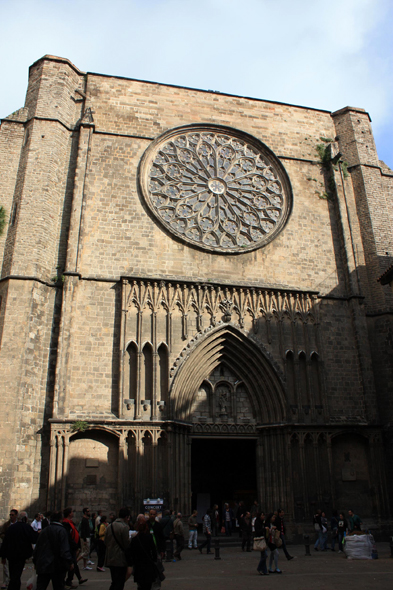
[{"xmin": 192, "ymin": 422, "xmax": 256, "ymax": 435}]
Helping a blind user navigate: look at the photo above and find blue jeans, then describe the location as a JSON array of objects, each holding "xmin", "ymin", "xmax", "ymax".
[
  {"xmin": 314, "ymin": 530, "xmax": 323, "ymax": 549},
  {"xmin": 225, "ymin": 520, "xmax": 232, "ymax": 536},
  {"xmin": 188, "ymin": 530, "xmax": 198, "ymax": 548}
]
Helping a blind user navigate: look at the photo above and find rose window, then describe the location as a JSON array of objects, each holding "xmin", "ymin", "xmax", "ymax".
[{"xmin": 139, "ymin": 125, "xmax": 292, "ymax": 253}]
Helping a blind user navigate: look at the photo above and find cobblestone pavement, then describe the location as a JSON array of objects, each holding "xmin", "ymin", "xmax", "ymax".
[{"xmin": 21, "ymin": 543, "xmax": 393, "ymax": 590}]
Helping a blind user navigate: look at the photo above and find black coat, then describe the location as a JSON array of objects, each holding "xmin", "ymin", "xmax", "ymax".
[
  {"xmin": 33, "ymin": 523, "xmax": 73, "ymax": 574},
  {"xmin": 0, "ymin": 522, "xmax": 37, "ymax": 561},
  {"xmin": 254, "ymin": 518, "xmax": 267, "ymax": 537},
  {"xmin": 129, "ymin": 533, "xmax": 157, "ymax": 586}
]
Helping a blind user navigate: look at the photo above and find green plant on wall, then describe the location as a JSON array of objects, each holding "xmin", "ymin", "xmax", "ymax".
[
  {"xmin": 0, "ymin": 206, "xmax": 6, "ymax": 236},
  {"xmin": 71, "ymin": 420, "xmax": 90, "ymax": 433}
]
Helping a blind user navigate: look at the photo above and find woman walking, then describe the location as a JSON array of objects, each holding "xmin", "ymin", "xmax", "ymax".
[
  {"xmin": 128, "ymin": 515, "xmax": 158, "ymax": 590},
  {"xmin": 97, "ymin": 515, "xmax": 108, "ymax": 571},
  {"xmin": 266, "ymin": 514, "xmax": 282, "ymax": 574},
  {"xmin": 254, "ymin": 512, "xmax": 268, "ymax": 575}
]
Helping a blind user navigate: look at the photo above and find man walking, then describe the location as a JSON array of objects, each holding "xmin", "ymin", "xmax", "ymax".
[
  {"xmin": 0, "ymin": 512, "xmax": 37, "ymax": 590},
  {"xmin": 104, "ymin": 508, "xmax": 131, "ymax": 590},
  {"xmin": 198, "ymin": 510, "xmax": 212, "ymax": 554},
  {"xmin": 62, "ymin": 508, "xmax": 86, "ymax": 589},
  {"xmin": 173, "ymin": 513, "xmax": 185, "ymax": 560},
  {"xmin": 188, "ymin": 510, "xmax": 198, "ymax": 549},
  {"xmin": 79, "ymin": 508, "xmax": 94, "ymax": 571},
  {"xmin": 33, "ymin": 511, "xmax": 74, "ymax": 590}
]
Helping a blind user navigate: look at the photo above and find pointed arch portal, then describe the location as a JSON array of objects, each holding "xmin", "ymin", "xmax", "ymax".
[{"xmin": 170, "ymin": 324, "xmax": 286, "ymax": 424}]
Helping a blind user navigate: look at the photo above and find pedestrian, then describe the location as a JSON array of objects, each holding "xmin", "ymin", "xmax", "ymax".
[
  {"xmin": 347, "ymin": 509, "xmax": 362, "ymax": 534},
  {"xmin": 255, "ymin": 512, "xmax": 268, "ymax": 575},
  {"xmin": 128, "ymin": 515, "xmax": 158, "ymax": 590},
  {"xmin": 0, "ymin": 509, "xmax": 18, "ymax": 589},
  {"xmin": 236, "ymin": 502, "xmax": 245, "ymax": 538},
  {"xmin": 33, "ymin": 510, "xmax": 74, "ymax": 590},
  {"xmin": 0, "ymin": 511, "xmax": 37, "ymax": 590},
  {"xmin": 266, "ymin": 514, "xmax": 282, "ymax": 574},
  {"xmin": 239, "ymin": 511, "xmax": 252, "ymax": 552},
  {"xmin": 173, "ymin": 513, "xmax": 184, "ymax": 560},
  {"xmin": 97, "ymin": 515, "xmax": 108, "ymax": 571},
  {"xmin": 337, "ymin": 512, "xmax": 348, "ymax": 553},
  {"xmin": 276, "ymin": 509, "xmax": 294, "ymax": 560},
  {"xmin": 320, "ymin": 512, "xmax": 328, "ymax": 551},
  {"xmin": 147, "ymin": 510, "xmax": 165, "ymax": 590},
  {"xmin": 330, "ymin": 510, "xmax": 339, "ymax": 552},
  {"xmin": 160, "ymin": 510, "xmax": 173, "ymax": 557},
  {"xmin": 104, "ymin": 507, "xmax": 131, "ymax": 590},
  {"xmin": 79, "ymin": 508, "xmax": 94, "ymax": 571},
  {"xmin": 198, "ymin": 510, "xmax": 212, "ymax": 554},
  {"xmin": 31, "ymin": 514, "xmax": 42, "ymax": 534},
  {"xmin": 188, "ymin": 510, "xmax": 198, "ymax": 550},
  {"xmin": 222, "ymin": 504, "xmax": 233, "ymax": 537},
  {"xmin": 89, "ymin": 513, "xmax": 97, "ymax": 559},
  {"xmin": 62, "ymin": 507, "xmax": 86, "ymax": 589},
  {"xmin": 212, "ymin": 505, "xmax": 220, "ymax": 537},
  {"xmin": 313, "ymin": 509, "xmax": 322, "ymax": 551},
  {"xmin": 41, "ymin": 512, "xmax": 51, "ymax": 531}
]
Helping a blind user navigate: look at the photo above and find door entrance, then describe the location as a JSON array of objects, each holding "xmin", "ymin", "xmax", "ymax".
[{"xmin": 191, "ymin": 438, "xmax": 257, "ymax": 512}]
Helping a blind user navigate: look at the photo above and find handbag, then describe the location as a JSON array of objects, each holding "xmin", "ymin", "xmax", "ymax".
[
  {"xmin": 253, "ymin": 536, "xmax": 266, "ymax": 551},
  {"xmin": 26, "ymin": 572, "xmax": 37, "ymax": 590},
  {"xmin": 274, "ymin": 529, "xmax": 283, "ymax": 548},
  {"xmin": 221, "ymin": 526, "xmax": 225, "ymax": 534}
]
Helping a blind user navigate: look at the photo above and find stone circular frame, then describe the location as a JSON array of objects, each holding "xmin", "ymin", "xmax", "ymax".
[{"xmin": 139, "ymin": 124, "xmax": 292, "ymax": 254}]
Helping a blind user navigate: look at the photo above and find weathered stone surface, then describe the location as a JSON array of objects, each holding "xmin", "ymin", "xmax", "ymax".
[{"xmin": 0, "ymin": 55, "xmax": 392, "ymax": 528}]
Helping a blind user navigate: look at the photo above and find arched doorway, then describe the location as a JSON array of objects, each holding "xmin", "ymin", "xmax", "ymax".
[{"xmin": 168, "ymin": 324, "xmax": 286, "ymax": 514}]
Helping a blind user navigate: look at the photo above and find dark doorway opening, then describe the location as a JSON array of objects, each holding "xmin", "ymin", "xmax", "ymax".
[{"xmin": 191, "ymin": 438, "xmax": 257, "ymax": 512}]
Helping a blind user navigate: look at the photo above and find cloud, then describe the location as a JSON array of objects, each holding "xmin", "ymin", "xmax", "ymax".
[{"xmin": 0, "ymin": 0, "xmax": 391, "ymax": 165}]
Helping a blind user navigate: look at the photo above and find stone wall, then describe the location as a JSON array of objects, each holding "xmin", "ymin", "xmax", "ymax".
[{"xmin": 0, "ymin": 55, "xmax": 392, "ymax": 521}]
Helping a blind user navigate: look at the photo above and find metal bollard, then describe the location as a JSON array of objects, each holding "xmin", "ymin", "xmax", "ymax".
[
  {"xmin": 165, "ymin": 539, "xmax": 174, "ymax": 562},
  {"xmin": 304, "ymin": 534, "xmax": 311, "ymax": 556},
  {"xmin": 389, "ymin": 536, "xmax": 393, "ymax": 558},
  {"xmin": 214, "ymin": 538, "xmax": 221, "ymax": 560}
]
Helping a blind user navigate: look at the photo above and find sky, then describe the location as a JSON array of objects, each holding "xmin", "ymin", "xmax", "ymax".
[{"xmin": 0, "ymin": 0, "xmax": 392, "ymax": 167}]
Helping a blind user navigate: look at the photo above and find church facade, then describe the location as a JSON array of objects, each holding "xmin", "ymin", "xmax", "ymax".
[{"xmin": 1, "ymin": 55, "xmax": 393, "ymax": 531}]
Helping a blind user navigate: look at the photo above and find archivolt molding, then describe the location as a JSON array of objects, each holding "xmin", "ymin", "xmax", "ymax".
[
  {"xmin": 169, "ymin": 323, "xmax": 287, "ymax": 423},
  {"xmin": 170, "ymin": 321, "xmax": 284, "ymax": 385}
]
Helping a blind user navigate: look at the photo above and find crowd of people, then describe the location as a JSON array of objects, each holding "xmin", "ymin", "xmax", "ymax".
[
  {"xmin": 0, "ymin": 503, "xmax": 364, "ymax": 589},
  {"xmin": 312, "ymin": 509, "xmax": 363, "ymax": 553}
]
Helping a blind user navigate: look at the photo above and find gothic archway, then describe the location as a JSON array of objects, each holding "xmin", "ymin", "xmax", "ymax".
[{"xmin": 169, "ymin": 324, "xmax": 286, "ymax": 423}]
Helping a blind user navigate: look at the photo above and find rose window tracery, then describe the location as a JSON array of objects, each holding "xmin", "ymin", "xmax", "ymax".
[{"xmin": 139, "ymin": 125, "xmax": 292, "ymax": 253}]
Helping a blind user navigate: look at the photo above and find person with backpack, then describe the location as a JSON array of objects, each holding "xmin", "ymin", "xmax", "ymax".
[{"xmin": 62, "ymin": 508, "xmax": 86, "ymax": 589}]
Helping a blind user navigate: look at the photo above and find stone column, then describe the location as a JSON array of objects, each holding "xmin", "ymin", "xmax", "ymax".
[
  {"xmin": 47, "ymin": 432, "xmax": 57, "ymax": 510},
  {"xmin": 61, "ymin": 433, "xmax": 69, "ymax": 509}
]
